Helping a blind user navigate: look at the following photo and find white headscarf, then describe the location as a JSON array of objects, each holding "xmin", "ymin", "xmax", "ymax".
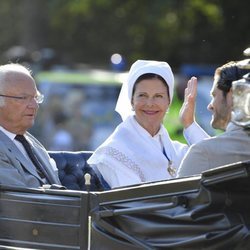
[{"xmin": 115, "ymin": 60, "xmax": 175, "ymax": 121}]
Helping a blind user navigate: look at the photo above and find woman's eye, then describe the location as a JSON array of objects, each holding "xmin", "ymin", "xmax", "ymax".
[{"xmin": 155, "ymin": 94, "xmax": 163, "ymax": 98}]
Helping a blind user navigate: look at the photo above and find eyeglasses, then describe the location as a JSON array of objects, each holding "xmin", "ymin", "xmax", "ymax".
[{"xmin": 0, "ymin": 93, "xmax": 44, "ymax": 104}]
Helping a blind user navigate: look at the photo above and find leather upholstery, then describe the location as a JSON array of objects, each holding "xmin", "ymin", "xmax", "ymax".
[{"xmin": 48, "ymin": 151, "xmax": 110, "ymax": 191}]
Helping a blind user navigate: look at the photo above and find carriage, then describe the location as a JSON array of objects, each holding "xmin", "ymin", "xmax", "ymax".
[{"xmin": 1, "ymin": 150, "xmax": 250, "ymax": 250}]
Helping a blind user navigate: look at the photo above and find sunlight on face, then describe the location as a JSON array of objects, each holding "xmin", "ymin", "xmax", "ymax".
[
  {"xmin": 0, "ymin": 72, "xmax": 39, "ymax": 134},
  {"xmin": 132, "ymin": 78, "xmax": 170, "ymax": 136},
  {"xmin": 207, "ymin": 80, "xmax": 232, "ymax": 130}
]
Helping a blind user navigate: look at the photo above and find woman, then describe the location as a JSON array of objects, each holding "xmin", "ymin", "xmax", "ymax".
[{"xmin": 88, "ymin": 60, "xmax": 209, "ymax": 188}]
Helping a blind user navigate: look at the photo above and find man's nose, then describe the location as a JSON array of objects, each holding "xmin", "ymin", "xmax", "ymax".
[{"xmin": 28, "ymin": 98, "xmax": 39, "ymax": 108}]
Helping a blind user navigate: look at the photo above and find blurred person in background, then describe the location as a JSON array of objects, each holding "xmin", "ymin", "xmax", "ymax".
[
  {"xmin": 0, "ymin": 63, "xmax": 61, "ymax": 188},
  {"xmin": 63, "ymin": 90, "xmax": 93, "ymax": 150},
  {"xmin": 177, "ymin": 60, "xmax": 250, "ymax": 177},
  {"xmin": 88, "ymin": 60, "xmax": 209, "ymax": 188},
  {"xmin": 49, "ymin": 112, "xmax": 74, "ymax": 151}
]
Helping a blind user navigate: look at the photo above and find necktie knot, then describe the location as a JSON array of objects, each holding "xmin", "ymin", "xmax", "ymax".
[
  {"xmin": 15, "ymin": 135, "xmax": 34, "ymax": 154},
  {"xmin": 15, "ymin": 134, "xmax": 27, "ymax": 143}
]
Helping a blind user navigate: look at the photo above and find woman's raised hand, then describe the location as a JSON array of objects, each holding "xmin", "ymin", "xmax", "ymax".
[{"xmin": 179, "ymin": 76, "xmax": 198, "ymax": 128}]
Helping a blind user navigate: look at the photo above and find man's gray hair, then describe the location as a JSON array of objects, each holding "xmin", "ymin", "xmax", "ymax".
[{"xmin": 0, "ymin": 63, "xmax": 32, "ymax": 107}]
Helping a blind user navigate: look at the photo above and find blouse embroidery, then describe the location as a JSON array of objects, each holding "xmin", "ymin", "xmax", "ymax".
[{"xmin": 97, "ymin": 146, "xmax": 146, "ymax": 182}]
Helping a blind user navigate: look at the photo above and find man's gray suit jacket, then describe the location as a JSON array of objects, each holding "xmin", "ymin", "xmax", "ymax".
[
  {"xmin": 0, "ymin": 131, "xmax": 61, "ymax": 188},
  {"xmin": 177, "ymin": 123, "xmax": 250, "ymax": 177}
]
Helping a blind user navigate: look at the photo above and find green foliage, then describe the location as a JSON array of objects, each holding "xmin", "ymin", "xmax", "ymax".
[
  {"xmin": 0, "ymin": 1, "xmax": 249, "ymax": 67},
  {"xmin": 164, "ymin": 93, "xmax": 186, "ymax": 143}
]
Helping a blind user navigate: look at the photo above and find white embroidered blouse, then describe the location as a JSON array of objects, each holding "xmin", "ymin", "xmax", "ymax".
[{"xmin": 87, "ymin": 115, "xmax": 208, "ymax": 188}]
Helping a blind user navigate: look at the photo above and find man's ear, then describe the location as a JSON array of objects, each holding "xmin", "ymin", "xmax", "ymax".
[{"xmin": 227, "ymin": 88, "xmax": 233, "ymax": 106}]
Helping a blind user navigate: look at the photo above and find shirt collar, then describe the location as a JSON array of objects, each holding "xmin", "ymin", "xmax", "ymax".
[
  {"xmin": 0, "ymin": 126, "xmax": 17, "ymax": 141},
  {"xmin": 226, "ymin": 122, "xmax": 242, "ymax": 132}
]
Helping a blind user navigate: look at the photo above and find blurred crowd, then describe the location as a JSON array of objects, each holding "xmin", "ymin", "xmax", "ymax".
[{"xmin": 30, "ymin": 82, "xmax": 122, "ymax": 151}]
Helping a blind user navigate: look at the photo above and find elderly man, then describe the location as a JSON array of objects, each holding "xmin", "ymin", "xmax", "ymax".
[
  {"xmin": 0, "ymin": 63, "xmax": 61, "ymax": 187},
  {"xmin": 177, "ymin": 60, "xmax": 250, "ymax": 177}
]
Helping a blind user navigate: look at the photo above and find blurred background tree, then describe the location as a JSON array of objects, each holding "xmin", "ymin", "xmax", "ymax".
[
  {"xmin": 0, "ymin": 0, "xmax": 249, "ymax": 148},
  {"xmin": 0, "ymin": 0, "xmax": 249, "ymax": 69}
]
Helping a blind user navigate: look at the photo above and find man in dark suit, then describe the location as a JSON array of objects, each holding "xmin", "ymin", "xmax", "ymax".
[{"xmin": 0, "ymin": 63, "xmax": 61, "ymax": 187}]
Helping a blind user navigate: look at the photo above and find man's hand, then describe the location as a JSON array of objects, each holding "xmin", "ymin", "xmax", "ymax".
[{"xmin": 179, "ymin": 76, "xmax": 197, "ymax": 128}]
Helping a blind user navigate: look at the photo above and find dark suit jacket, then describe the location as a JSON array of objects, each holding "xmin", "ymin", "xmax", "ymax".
[{"xmin": 0, "ymin": 131, "xmax": 61, "ymax": 188}]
